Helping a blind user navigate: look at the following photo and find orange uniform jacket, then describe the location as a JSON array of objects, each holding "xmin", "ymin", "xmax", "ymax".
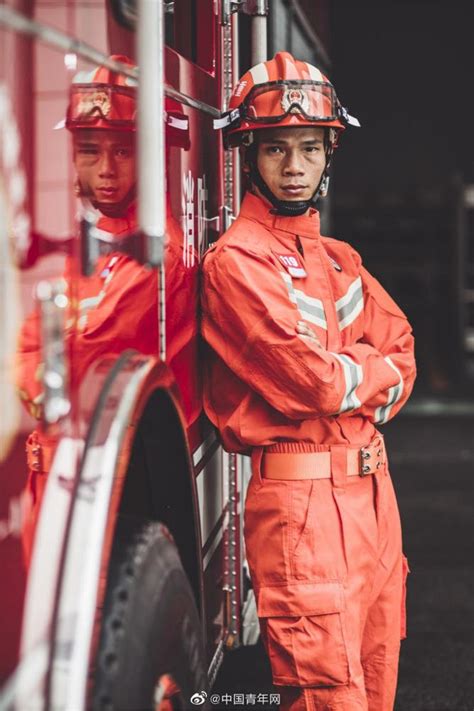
[
  {"xmin": 16, "ymin": 203, "xmax": 157, "ymax": 418},
  {"xmin": 17, "ymin": 201, "xmax": 199, "ymax": 422},
  {"xmin": 201, "ymin": 192, "xmax": 416, "ymax": 452},
  {"xmin": 17, "ymin": 201, "xmax": 199, "ymax": 561}
]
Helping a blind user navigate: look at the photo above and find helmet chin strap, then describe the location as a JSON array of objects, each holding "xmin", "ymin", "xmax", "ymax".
[
  {"xmin": 76, "ymin": 178, "xmax": 136, "ymax": 218},
  {"xmin": 250, "ymin": 163, "xmax": 328, "ymax": 216},
  {"xmin": 92, "ymin": 185, "xmax": 136, "ymax": 218}
]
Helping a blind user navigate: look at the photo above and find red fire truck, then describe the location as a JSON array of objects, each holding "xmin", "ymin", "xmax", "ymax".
[{"xmin": 0, "ymin": 1, "xmax": 331, "ymax": 708}]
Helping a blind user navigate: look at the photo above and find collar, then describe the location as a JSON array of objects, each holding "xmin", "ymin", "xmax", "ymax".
[{"xmin": 239, "ymin": 192, "xmax": 321, "ymax": 239}]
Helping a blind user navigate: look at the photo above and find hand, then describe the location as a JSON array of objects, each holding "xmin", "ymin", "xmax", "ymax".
[{"xmin": 296, "ymin": 320, "xmax": 323, "ymax": 348}]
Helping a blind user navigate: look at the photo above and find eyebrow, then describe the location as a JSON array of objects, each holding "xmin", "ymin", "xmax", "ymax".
[
  {"xmin": 260, "ymin": 137, "xmax": 324, "ymax": 145},
  {"xmin": 76, "ymin": 141, "xmax": 132, "ymax": 148}
]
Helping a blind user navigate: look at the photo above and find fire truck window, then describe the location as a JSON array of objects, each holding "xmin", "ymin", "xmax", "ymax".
[
  {"xmin": 111, "ymin": 0, "xmax": 215, "ymax": 72},
  {"xmin": 169, "ymin": 0, "xmax": 215, "ymax": 73}
]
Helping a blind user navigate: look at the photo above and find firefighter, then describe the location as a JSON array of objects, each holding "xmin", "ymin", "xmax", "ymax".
[
  {"xmin": 201, "ymin": 52, "xmax": 416, "ymax": 710},
  {"xmin": 17, "ymin": 56, "xmax": 193, "ymax": 563}
]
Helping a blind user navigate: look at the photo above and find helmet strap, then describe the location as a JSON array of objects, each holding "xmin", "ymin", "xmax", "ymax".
[
  {"xmin": 92, "ymin": 184, "xmax": 136, "ymax": 217},
  {"xmin": 77, "ymin": 177, "xmax": 137, "ymax": 218},
  {"xmin": 250, "ymin": 162, "xmax": 310, "ymax": 216}
]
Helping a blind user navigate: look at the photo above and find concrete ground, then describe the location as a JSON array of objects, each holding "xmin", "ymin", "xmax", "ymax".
[{"xmin": 214, "ymin": 413, "xmax": 474, "ymax": 711}]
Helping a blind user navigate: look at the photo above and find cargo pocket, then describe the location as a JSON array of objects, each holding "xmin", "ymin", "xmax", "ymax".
[
  {"xmin": 256, "ymin": 581, "xmax": 350, "ymax": 687},
  {"xmin": 400, "ymin": 554, "xmax": 410, "ymax": 640}
]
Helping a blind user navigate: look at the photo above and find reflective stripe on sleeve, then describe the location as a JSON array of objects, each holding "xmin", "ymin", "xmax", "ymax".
[
  {"xmin": 336, "ymin": 276, "xmax": 364, "ymax": 330},
  {"xmin": 332, "ymin": 352, "xmax": 363, "ymax": 413},
  {"xmin": 375, "ymin": 356, "xmax": 404, "ymax": 424},
  {"xmin": 280, "ymin": 272, "xmax": 327, "ymax": 330},
  {"xmin": 79, "ymin": 295, "xmax": 104, "ymax": 313}
]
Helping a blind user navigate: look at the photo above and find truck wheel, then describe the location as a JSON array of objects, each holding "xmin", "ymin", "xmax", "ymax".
[{"xmin": 92, "ymin": 517, "xmax": 207, "ymax": 711}]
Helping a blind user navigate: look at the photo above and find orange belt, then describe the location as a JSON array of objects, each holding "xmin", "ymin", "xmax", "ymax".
[{"xmin": 262, "ymin": 435, "xmax": 385, "ymax": 480}]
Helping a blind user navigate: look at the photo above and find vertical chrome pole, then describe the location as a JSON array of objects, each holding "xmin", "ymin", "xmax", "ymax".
[
  {"xmin": 250, "ymin": 0, "xmax": 267, "ymax": 64},
  {"xmin": 137, "ymin": 0, "xmax": 166, "ymax": 361},
  {"xmin": 231, "ymin": 10, "xmax": 241, "ymax": 213}
]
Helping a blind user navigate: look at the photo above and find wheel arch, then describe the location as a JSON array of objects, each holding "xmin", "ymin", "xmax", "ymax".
[
  {"xmin": 118, "ymin": 385, "xmax": 204, "ymax": 620},
  {"xmin": 42, "ymin": 351, "xmax": 205, "ymax": 710}
]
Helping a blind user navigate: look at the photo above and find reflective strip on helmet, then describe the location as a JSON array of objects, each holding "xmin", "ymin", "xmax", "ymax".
[
  {"xmin": 305, "ymin": 63, "xmax": 324, "ymax": 82},
  {"xmin": 72, "ymin": 68, "xmax": 97, "ymax": 84},
  {"xmin": 332, "ymin": 352, "xmax": 363, "ymax": 413},
  {"xmin": 166, "ymin": 113, "xmax": 188, "ymax": 130},
  {"xmin": 249, "ymin": 62, "xmax": 269, "ymax": 85},
  {"xmin": 339, "ymin": 105, "xmax": 361, "ymax": 127},
  {"xmin": 213, "ymin": 108, "xmax": 240, "ymax": 130},
  {"xmin": 280, "ymin": 272, "xmax": 327, "ymax": 330},
  {"xmin": 284, "ymin": 56, "xmax": 301, "ymax": 79},
  {"xmin": 336, "ymin": 276, "xmax": 364, "ymax": 330},
  {"xmin": 346, "ymin": 113, "xmax": 361, "ymax": 127},
  {"xmin": 213, "ymin": 115, "xmax": 229, "ymax": 129},
  {"xmin": 73, "ymin": 70, "xmax": 137, "ymax": 87},
  {"xmin": 374, "ymin": 357, "xmax": 403, "ymax": 424}
]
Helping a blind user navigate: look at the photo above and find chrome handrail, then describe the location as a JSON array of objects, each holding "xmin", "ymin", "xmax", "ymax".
[{"xmin": 0, "ymin": 5, "xmax": 221, "ymax": 118}]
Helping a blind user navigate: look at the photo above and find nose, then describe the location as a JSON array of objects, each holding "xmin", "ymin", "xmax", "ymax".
[
  {"xmin": 282, "ymin": 148, "xmax": 304, "ymax": 176},
  {"xmin": 98, "ymin": 149, "xmax": 116, "ymax": 178}
]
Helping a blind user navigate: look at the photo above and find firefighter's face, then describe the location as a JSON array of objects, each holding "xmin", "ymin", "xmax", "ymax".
[
  {"xmin": 256, "ymin": 126, "xmax": 326, "ymax": 205},
  {"xmin": 73, "ymin": 129, "xmax": 136, "ymax": 211}
]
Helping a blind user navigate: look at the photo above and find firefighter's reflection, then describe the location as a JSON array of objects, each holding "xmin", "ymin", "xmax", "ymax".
[{"xmin": 16, "ymin": 56, "xmax": 194, "ymax": 564}]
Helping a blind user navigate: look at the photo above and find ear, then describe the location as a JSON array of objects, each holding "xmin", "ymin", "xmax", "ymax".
[
  {"xmin": 239, "ymin": 146, "xmax": 251, "ymax": 175},
  {"xmin": 241, "ymin": 142, "xmax": 259, "ymax": 175},
  {"xmin": 71, "ymin": 136, "xmax": 78, "ymax": 164}
]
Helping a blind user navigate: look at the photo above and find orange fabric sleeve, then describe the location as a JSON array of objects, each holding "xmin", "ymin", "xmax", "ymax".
[{"xmin": 354, "ymin": 266, "xmax": 416, "ymax": 424}]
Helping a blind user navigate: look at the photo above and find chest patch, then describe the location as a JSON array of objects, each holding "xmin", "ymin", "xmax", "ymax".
[{"xmin": 277, "ymin": 253, "xmax": 307, "ymax": 278}]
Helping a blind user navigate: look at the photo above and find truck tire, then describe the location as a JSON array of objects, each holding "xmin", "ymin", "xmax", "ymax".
[{"xmin": 92, "ymin": 516, "xmax": 207, "ymax": 711}]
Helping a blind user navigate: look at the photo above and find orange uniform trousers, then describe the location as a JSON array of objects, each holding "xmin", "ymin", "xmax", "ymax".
[{"xmin": 244, "ymin": 442, "xmax": 409, "ymax": 711}]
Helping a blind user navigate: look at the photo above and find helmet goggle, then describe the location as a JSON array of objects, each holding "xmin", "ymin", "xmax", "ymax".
[
  {"xmin": 66, "ymin": 84, "xmax": 136, "ymax": 127},
  {"xmin": 241, "ymin": 80, "xmax": 339, "ymax": 124},
  {"xmin": 215, "ymin": 79, "xmax": 360, "ymax": 137}
]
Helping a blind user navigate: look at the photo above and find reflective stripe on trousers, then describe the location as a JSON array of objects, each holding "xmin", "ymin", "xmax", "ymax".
[{"xmin": 243, "ymin": 450, "xmax": 409, "ymax": 711}]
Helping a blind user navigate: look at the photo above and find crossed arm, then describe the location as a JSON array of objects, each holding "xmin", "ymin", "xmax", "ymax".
[{"xmin": 201, "ymin": 246, "xmax": 416, "ymax": 424}]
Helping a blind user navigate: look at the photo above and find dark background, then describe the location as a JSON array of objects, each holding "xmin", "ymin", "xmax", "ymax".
[
  {"xmin": 329, "ymin": 0, "xmax": 474, "ymax": 396},
  {"xmin": 331, "ymin": 0, "xmax": 474, "ymax": 193}
]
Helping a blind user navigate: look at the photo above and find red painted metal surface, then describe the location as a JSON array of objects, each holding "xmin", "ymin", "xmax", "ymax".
[{"xmin": 0, "ymin": 0, "xmax": 227, "ymax": 688}]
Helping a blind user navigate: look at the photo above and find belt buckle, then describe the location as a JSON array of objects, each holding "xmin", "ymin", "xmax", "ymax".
[
  {"xmin": 359, "ymin": 437, "xmax": 384, "ymax": 477},
  {"xmin": 31, "ymin": 444, "xmax": 43, "ymax": 472},
  {"xmin": 359, "ymin": 447, "xmax": 372, "ymax": 476},
  {"xmin": 26, "ymin": 435, "xmax": 43, "ymax": 472}
]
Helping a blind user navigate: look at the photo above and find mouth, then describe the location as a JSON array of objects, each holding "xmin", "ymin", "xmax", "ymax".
[
  {"xmin": 281, "ymin": 185, "xmax": 307, "ymax": 196},
  {"xmin": 96, "ymin": 187, "xmax": 119, "ymax": 199}
]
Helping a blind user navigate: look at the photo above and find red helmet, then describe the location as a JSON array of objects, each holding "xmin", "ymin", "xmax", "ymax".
[
  {"xmin": 218, "ymin": 52, "xmax": 359, "ymax": 148},
  {"xmin": 65, "ymin": 55, "xmax": 190, "ymax": 147}
]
